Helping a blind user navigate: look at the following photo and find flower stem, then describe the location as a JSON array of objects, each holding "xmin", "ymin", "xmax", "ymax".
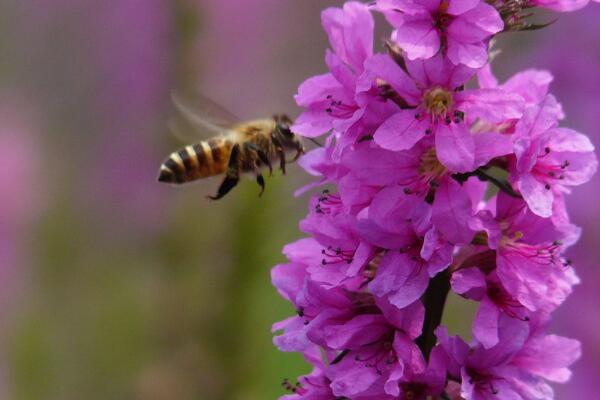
[
  {"xmin": 416, "ymin": 270, "xmax": 451, "ymax": 360},
  {"xmin": 452, "ymin": 168, "xmax": 521, "ymax": 199}
]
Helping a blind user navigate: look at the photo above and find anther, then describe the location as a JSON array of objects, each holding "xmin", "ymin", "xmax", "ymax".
[
  {"xmin": 564, "ymin": 258, "xmax": 573, "ymax": 267},
  {"xmin": 445, "ymin": 116, "xmax": 452, "ymax": 125},
  {"xmin": 425, "ymin": 128, "xmax": 432, "ymax": 135},
  {"xmin": 545, "ymin": 184, "xmax": 551, "ymax": 190},
  {"xmin": 545, "ymin": 146, "xmax": 551, "ymax": 154}
]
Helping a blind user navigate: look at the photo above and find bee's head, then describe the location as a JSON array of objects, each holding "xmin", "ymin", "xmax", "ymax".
[{"xmin": 274, "ymin": 114, "xmax": 304, "ymax": 153}]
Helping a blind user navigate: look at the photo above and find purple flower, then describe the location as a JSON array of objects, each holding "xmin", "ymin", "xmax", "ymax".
[
  {"xmin": 452, "ymin": 268, "xmax": 530, "ymax": 348},
  {"xmin": 357, "ymin": 187, "xmax": 454, "ymax": 308},
  {"xmin": 437, "ymin": 314, "xmax": 580, "ymax": 400},
  {"xmin": 531, "ymin": 0, "xmax": 591, "ymax": 11},
  {"xmin": 510, "ymin": 95, "xmax": 597, "ymax": 217},
  {"xmin": 384, "ymin": 344, "xmax": 448, "ymax": 398},
  {"xmin": 478, "ymin": 66, "xmax": 555, "ymax": 108},
  {"xmin": 366, "ymin": 54, "xmax": 522, "ymax": 172},
  {"xmin": 375, "ymin": 0, "xmax": 503, "ymax": 67},
  {"xmin": 300, "ymin": 193, "xmax": 375, "ymax": 286},
  {"xmin": 325, "ymin": 299, "xmax": 424, "ymax": 398},
  {"xmin": 473, "ymin": 193, "xmax": 579, "ymax": 313},
  {"xmin": 293, "ymin": 2, "xmax": 379, "ymax": 139},
  {"xmin": 475, "ymin": 66, "xmax": 557, "ymax": 137},
  {"xmin": 280, "ymin": 347, "xmax": 339, "ymax": 400},
  {"xmin": 273, "ymin": 1, "xmax": 596, "ymax": 397}
]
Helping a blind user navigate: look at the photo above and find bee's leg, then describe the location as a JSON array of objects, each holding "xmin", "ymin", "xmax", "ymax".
[
  {"xmin": 208, "ymin": 143, "xmax": 240, "ymax": 200},
  {"xmin": 257, "ymin": 150, "xmax": 272, "ymax": 176},
  {"xmin": 242, "ymin": 142, "xmax": 267, "ymax": 197},
  {"xmin": 291, "ymin": 148, "xmax": 303, "ymax": 162},
  {"xmin": 256, "ymin": 173, "xmax": 266, "ymax": 197},
  {"xmin": 271, "ymin": 134, "xmax": 287, "ymax": 175},
  {"xmin": 277, "ymin": 149, "xmax": 287, "ymax": 175},
  {"xmin": 292, "ymin": 141, "xmax": 305, "ymax": 162}
]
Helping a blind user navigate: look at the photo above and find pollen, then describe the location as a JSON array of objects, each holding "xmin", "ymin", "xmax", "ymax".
[{"xmin": 423, "ymin": 87, "xmax": 454, "ymax": 118}]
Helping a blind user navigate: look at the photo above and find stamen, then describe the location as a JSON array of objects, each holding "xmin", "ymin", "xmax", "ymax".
[
  {"xmin": 321, "ymin": 246, "xmax": 355, "ymax": 265},
  {"xmin": 323, "ymin": 95, "xmax": 358, "ymax": 118},
  {"xmin": 282, "ymin": 378, "xmax": 306, "ymax": 395},
  {"xmin": 315, "ymin": 191, "xmax": 343, "ymax": 215},
  {"xmin": 422, "ymin": 87, "xmax": 454, "ymax": 119}
]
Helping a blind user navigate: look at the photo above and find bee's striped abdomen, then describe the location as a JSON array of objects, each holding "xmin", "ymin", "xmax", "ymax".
[{"xmin": 158, "ymin": 138, "xmax": 233, "ymax": 184}]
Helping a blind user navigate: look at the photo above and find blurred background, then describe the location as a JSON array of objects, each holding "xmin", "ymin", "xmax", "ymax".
[{"xmin": 0, "ymin": 1, "xmax": 598, "ymax": 399}]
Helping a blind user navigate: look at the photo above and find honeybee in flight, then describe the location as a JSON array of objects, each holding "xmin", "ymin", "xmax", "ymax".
[{"xmin": 158, "ymin": 92, "xmax": 306, "ymax": 200}]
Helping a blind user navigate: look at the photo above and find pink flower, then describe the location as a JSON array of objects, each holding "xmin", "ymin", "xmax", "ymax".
[
  {"xmin": 375, "ymin": 0, "xmax": 503, "ymax": 67},
  {"xmin": 299, "ymin": 193, "xmax": 374, "ymax": 286},
  {"xmin": 273, "ymin": 1, "xmax": 596, "ymax": 397},
  {"xmin": 437, "ymin": 314, "xmax": 580, "ymax": 400},
  {"xmin": 325, "ymin": 299, "xmax": 424, "ymax": 398},
  {"xmin": 384, "ymin": 346, "xmax": 447, "ymax": 398},
  {"xmin": 358, "ymin": 188, "xmax": 454, "ymax": 308},
  {"xmin": 475, "ymin": 65, "xmax": 557, "ymax": 136},
  {"xmin": 452, "ymin": 269, "xmax": 530, "ymax": 348},
  {"xmin": 293, "ymin": 2, "xmax": 382, "ymax": 139},
  {"xmin": 280, "ymin": 347, "xmax": 334, "ymax": 399},
  {"xmin": 365, "ymin": 54, "xmax": 522, "ymax": 172},
  {"xmin": 510, "ymin": 95, "xmax": 597, "ymax": 217},
  {"xmin": 474, "ymin": 193, "xmax": 580, "ymax": 313},
  {"xmin": 531, "ymin": 0, "xmax": 591, "ymax": 11}
]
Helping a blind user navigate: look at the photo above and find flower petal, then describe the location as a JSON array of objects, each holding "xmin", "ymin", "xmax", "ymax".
[
  {"xmin": 435, "ymin": 123, "xmax": 475, "ymax": 172},
  {"xmin": 360, "ymin": 54, "xmax": 421, "ymax": 104},
  {"xmin": 473, "ymin": 131, "xmax": 513, "ymax": 168},
  {"xmin": 473, "ymin": 296, "xmax": 500, "ymax": 348},
  {"xmin": 374, "ymin": 111, "xmax": 429, "ymax": 151},
  {"xmin": 322, "ymin": 1, "xmax": 373, "ymax": 71},
  {"xmin": 369, "ymin": 251, "xmax": 430, "ymax": 309},
  {"xmin": 394, "ymin": 16, "xmax": 440, "ymax": 60},
  {"xmin": 457, "ymin": 88, "xmax": 524, "ymax": 122},
  {"xmin": 432, "ymin": 179, "xmax": 475, "ymax": 244},
  {"xmin": 447, "ymin": 0, "xmax": 479, "ymax": 15},
  {"xmin": 517, "ymin": 173, "xmax": 554, "ymax": 218}
]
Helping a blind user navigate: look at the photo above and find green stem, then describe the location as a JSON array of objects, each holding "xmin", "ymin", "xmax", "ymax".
[
  {"xmin": 452, "ymin": 168, "xmax": 521, "ymax": 199},
  {"xmin": 416, "ymin": 271, "xmax": 451, "ymax": 360}
]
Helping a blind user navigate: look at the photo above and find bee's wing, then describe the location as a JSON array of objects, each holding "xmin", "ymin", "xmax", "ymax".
[{"xmin": 169, "ymin": 90, "xmax": 240, "ymax": 142}]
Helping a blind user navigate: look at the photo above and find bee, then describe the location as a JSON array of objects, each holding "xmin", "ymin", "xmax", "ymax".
[{"xmin": 158, "ymin": 93, "xmax": 306, "ymax": 200}]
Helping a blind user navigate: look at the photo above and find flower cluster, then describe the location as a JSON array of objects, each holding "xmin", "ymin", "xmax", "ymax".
[{"xmin": 273, "ymin": 1, "xmax": 597, "ymax": 399}]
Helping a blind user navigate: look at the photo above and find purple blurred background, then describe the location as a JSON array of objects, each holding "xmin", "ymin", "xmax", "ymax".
[{"xmin": 0, "ymin": 1, "xmax": 598, "ymax": 399}]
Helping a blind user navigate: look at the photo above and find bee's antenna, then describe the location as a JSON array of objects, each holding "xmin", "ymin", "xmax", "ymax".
[{"xmin": 306, "ymin": 138, "xmax": 323, "ymax": 148}]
